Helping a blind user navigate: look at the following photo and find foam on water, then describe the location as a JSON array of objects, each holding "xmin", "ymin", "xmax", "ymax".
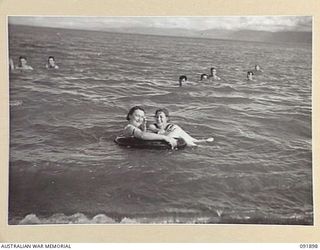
[
  {"xmin": 10, "ymin": 100, "xmax": 23, "ymax": 106},
  {"xmin": 15, "ymin": 210, "xmax": 312, "ymax": 225}
]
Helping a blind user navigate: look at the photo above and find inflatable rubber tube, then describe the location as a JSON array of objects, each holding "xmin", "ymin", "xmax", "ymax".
[{"xmin": 114, "ymin": 136, "xmax": 186, "ymax": 150}]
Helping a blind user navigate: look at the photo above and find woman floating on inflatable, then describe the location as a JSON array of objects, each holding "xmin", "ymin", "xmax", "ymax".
[
  {"xmin": 115, "ymin": 106, "xmax": 213, "ymax": 149},
  {"xmin": 148, "ymin": 108, "xmax": 214, "ymax": 146},
  {"xmin": 117, "ymin": 106, "xmax": 178, "ymax": 149}
]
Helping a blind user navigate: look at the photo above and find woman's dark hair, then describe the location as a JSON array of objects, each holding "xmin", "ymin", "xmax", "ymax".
[
  {"xmin": 200, "ymin": 73, "xmax": 208, "ymax": 80},
  {"xmin": 210, "ymin": 67, "xmax": 216, "ymax": 72},
  {"xmin": 247, "ymin": 71, "xmax": 254, "ymax": 75},
  {"xmin": 155, "ymin": 108, "xmax": 170, "ymax": 121},
  {"xmin": 48, "ymin": 56, "xmax": 55, "ymax": 61},
  {"xmin": 179, "ymin": 75, "xmax": 187, "ymax": 82},
  {"xmin": 126, "ymin": 106, "xmax": 145, "ymax": 121}
]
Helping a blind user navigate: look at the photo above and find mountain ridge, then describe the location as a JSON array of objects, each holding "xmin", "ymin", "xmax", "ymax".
[{"xmin": 9, "ymin": 24, "xmax": 312, "ymax": 44}]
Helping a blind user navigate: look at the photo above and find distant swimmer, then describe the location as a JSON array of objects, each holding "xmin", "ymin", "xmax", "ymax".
[
  {"xmin": 247, "ymin": 71, "xmax": 254, "ymax": 81},
  {"xmin": 46, "ymin": 56, "xmax": 59, "ymax": 69},
  {"xmin": 200, "ymin": 73, "xmax": 209, "ymax": 81},
  {"xmin": 254, "ymin": 64, "xmax": 263, "ymax": 72},
  {"xmin": 179, "ymin": 75, "xmax": 187, "ymax": 87},
  {"xmin": 253, "ymin": 64, "xmax": 263, "ymax": 75},
  {"xmin": 10, "ymin": 56, "xmax": 33, "ymax": 71},
  {"xmin": 148, "ymin": 108, "xmax": 214, "ymax": 146},
  {"xmin": 16, "ymin": 56, "xmax": 33, "ymax": 70},
  {"xmin": 209, "ymin": 67, "xmax": 221, "ymax": 80}
]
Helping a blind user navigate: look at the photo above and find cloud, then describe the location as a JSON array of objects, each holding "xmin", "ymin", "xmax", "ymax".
[{"xmin": 8, "ymin": 16, "xmax": 312, "ymax": 32}]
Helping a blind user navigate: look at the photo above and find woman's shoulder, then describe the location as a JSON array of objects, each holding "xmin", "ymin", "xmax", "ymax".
[
  {"xmin": 16, "ymin": 66, "xmax": 33, "ymax": 70},
  {"xmin": 46, "ymin": 64, "xmax": 59, "ymax": 69},
  {"xmin": 124, "ymin": 124, "xmax": 141, "ymax": 137},
  {"xmin": 165, "ymin": 123, "xmax": 178, "ymax": 131},
  {"xmin": 124, "ymin": 124, "xmax": 135, "ymax": 131}
]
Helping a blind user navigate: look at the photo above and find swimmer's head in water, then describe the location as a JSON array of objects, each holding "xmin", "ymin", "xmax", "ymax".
[
  {"xmin": 210, "ymin": 67, "xmax": 217, "ymax": 74},
  {"xmin": 48, "ymin": 56, "xmax": 56, "ymax": 67},
  {"xmin": 247, "ymin": 71, "xmax": 254, "ymax": 80},
  {"xmin": 18, "ymin": 56, "xmax": 28, "ymax": 66},
  {"xmin": 255, "ymin": 64, "xmax": 261, "ymax": 70},
  {"xmin": 48, "ymin": 56, "xmax": 55, "ymax": 62},
  {"xmin": 126, "ymin": 106, "xmax": 145, "ymax": 121},
  {"xmin": 155, "ymin": 108, "xmax": 170, "ymax": 122},
  {"xmin": 200, "ymin": 74, "xmax": 208, "ymax": 80},
  {"xmin": 179, "ymin": 75, "xmax": 187, "ymax": 86}
]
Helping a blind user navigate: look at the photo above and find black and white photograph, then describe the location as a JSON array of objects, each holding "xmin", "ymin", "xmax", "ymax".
[{"xmin": 8, "ymin": 16, "xmax": 313, "ymax": 225}]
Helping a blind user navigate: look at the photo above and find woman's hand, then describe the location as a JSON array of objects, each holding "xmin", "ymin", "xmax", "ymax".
[
  {"xmin": 164, "ymin": 136, "xmax": 177, "ymax": 149},
  {"xmin": 141, "ymin": 117, "xmax": 147, "ymax": 131},
  {"xmin": 9, "ymin": 58, "xmax": 14, "ymax": 70},
  {"xmin": 157, "ymin": 128, "xmax": 166, "ymax": 134}
]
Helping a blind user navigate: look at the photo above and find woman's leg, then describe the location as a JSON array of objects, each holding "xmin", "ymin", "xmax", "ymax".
[{"xmin": 166, "ymin": 126, "xmax": 197, "ymax": 146}]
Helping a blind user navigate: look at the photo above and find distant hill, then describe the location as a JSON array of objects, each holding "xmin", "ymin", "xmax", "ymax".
[
  {"xmin": 103, "ymin": 27, "xmax": 312, "ymax": 44},
  {"xmin": 101, "ymin": 27, "xmax": 197, "ymax": 38},
  {"xmin": 9, "ymin": 24, "xmax": 312, "ymax": 44},
  {"xmin": 199, "ymin": 29, "xmax": 312, "ymax": 43}
]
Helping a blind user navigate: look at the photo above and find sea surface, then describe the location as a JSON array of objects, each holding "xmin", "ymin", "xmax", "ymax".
[{"xmin": 8, "ymin": 25, "xmax": 313, "ymax": 225}]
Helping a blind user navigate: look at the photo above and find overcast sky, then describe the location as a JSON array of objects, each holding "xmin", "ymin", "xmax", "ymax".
[{"xmin": 8, "ymin": 16, "xmax": 312, "ymax": 32}]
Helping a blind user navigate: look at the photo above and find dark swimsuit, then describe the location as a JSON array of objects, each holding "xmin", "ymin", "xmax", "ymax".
[{"xmin": 154, "ymin": 123, "xmax": 175, "ymax": 133}]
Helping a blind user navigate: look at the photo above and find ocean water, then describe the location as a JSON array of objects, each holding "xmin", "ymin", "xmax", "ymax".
[{"xmin": 8, "ymin": 25, "xmax": 312, "ymax": 225}]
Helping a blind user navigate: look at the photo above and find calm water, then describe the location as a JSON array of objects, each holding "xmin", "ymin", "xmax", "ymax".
[{"xmin": 8, "ymin": 25, "xmax": 313, "ymax": 224}]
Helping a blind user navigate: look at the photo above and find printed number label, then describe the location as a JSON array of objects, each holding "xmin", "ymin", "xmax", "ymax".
[{"xmin": 300, "ymin": 244, "xmax": 318, "ymax": 248}]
